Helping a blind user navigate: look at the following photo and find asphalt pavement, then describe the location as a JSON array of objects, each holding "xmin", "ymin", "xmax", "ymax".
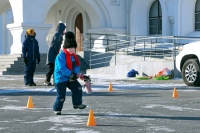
[{"xmin": 0, "ymin": 74, "xmax": 200, "ymax": 133}]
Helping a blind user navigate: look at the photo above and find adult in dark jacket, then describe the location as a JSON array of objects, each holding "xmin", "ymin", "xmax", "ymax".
[
  {"xmin": 44, "ymin": 23, "xmax": 66, "ymax": 85},
  {"xmin": 22, "ymin": 28, "xmax": 40, "ymax": 86}
]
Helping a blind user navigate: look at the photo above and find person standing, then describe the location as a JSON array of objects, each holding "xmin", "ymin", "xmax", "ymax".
[
  {"xmin": 22, "ymin": 28, "xmax": 40, "ymax": 86},
  {"xmin": 53, "ymin": 31, "xmax": 86, "ymax": 115},
  {"xmin": 44, "ymin": 23, "xmax": 66, "ymax": 85}
]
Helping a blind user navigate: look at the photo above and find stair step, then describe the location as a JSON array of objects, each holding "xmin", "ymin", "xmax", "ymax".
[
  {"xmin": 0, "ymin": 54, "xmax": 21, "ymax": 58},
  {"xmin": 1, "ymin": 71, "xmax": 47, "ymax": 75},
  {"xmin": 0, "ymin": 53, "xmax": 89, "ymax": 75}
]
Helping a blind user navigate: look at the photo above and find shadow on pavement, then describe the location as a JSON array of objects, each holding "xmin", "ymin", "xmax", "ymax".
[
  {"xmin": 0, "ymin": 90, "xmax": 160, "ymax": 98},
  {"xmin": 63, "ymin": 113, "xmax": 200, "ymax": 121}
]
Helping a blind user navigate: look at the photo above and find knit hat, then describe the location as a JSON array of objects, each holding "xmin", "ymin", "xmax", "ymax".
[
  {"xmin": 26, "ymin": 29, "xmax": 35, "ymax": 36},
  {"xmin": 63, "ymin": 31, "xmax": 77, "ymax": 48}
]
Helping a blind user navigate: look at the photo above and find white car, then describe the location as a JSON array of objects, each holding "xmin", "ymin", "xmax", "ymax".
[{"xmin": 176, "ymin": 41, "xmax": 200, "ymax": 86}]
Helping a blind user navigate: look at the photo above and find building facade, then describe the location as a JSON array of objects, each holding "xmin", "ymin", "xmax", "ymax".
[{"xmin": 0, "ymin": 0, "xmax": 199, "ymax": 55}]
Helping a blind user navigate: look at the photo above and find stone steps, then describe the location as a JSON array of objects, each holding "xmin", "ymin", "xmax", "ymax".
[{"xmin": 0, "ymin": 53, "xmax": 89, "ymax": 75}]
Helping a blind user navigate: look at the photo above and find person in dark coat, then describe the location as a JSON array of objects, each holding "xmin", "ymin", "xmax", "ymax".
[
  {"xmin": 22, "ymin": 28, "xmax": 40, "ymax": 86},
  {"xmin": 44, "ymin": 23, "xmax": 66, "ymax": 85}
]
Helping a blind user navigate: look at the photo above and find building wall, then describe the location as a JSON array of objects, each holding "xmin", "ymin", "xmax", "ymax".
[
  {"xmin": 0, "ymin": 15, "xmax": 2, "ymax": 54},
  {"xmin": 0, "ymin": 9, "xmax": 13, "ymax": 54},
  {"xmin": 0, "ymin": 0, "xmax": 200, "ymax": 55}
]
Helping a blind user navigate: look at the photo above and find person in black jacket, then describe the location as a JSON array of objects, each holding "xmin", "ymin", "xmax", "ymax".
[
  {"xmin": 44, "ymin": 23, "xmax": 66, "ymax": 86},
  {"xmin": 22, "ymin": 28, "xmax": 40, "ymax": 86}
]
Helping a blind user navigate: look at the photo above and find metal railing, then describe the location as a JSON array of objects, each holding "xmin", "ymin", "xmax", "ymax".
[{"xmin": 81, "ymin": 33, "xmax": 200, "ymax": 69}]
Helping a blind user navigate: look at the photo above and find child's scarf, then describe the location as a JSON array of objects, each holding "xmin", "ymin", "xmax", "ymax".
[{"xmin": 63, "ymin": 48, "xmax": 80, "ymax": 70}]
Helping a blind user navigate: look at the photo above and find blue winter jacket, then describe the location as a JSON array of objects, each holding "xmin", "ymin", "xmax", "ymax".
[
  {"xmin": 54, "ymin": 50, "xmax": 80, "ymax": 84},
  {"xmin": 22, "ymin": 35, "xmax": 40, "ymax": 61}
]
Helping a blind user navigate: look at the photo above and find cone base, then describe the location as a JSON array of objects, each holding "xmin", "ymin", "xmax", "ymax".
[
  {"xmin": 87, "ymin": 124, "xmax": 96, "ymax": 126},
  {"xmin": 87, "ymin": 110, "xmax": 96, "ymax": 126},
  {"xmin": 27, "ymin": 96, "xmax": 34, "ymax": 108},
  {"xmin": 172, "ymin": 88, "xmax": 178, "ymax": 98},
  {"xmin": 108, "ymin": 83, "xmax": 113, "ymax": 91}
]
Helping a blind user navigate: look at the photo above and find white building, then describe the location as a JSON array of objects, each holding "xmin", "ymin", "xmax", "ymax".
[{"xmin": 0, "ymin": 0, "xmax": 200, "ymax": 55}]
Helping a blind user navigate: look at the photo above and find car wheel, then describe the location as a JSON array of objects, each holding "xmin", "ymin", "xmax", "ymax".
[{"xmin": 182, "ymin": 59, "xmax": 200, "ymax": 86}]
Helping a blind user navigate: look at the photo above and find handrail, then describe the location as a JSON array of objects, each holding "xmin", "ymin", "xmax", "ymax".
[{"xmin": 81, "ymin": 34, "xmax": 200, "ymax": 69}]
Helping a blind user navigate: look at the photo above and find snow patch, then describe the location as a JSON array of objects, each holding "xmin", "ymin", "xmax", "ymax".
[
  {"xmin": 23, "ymin": 115, "xmax": 86, "ymax": 124},
  {"xmin": 147, "ymin": 126, "xmax": 175, "ymax": 132},
  {"xmin": 142, "ymin": 104, "xmax": 200, "ymax": 111},
  {"xmin": 0, "ymin": 98, "xmax": 19, "ymax": 102},
  {"xmin": 0, "ymin": 77, "xmax": 16, "ymax": 80},
  {"xmin": 131, "ymin": 117, "xmax": 154, "ymax": 122},
  {"xmin": 0, "ymin": 106, "xmax": 26, "ymax": 110},
  {"xmin": 0, "ymin": 121, "xmax": 10, "ymax": 123},
  {"xmin": 0, "ymin": 127, "xmax": 8, "ymax": 130},
  {"xmin": 76, "ymin": 131, "xmax": 100, "ymax": 133},
  {"xmin": 48, "ymin": 127, "xmax": 97, "ymax": 132}
]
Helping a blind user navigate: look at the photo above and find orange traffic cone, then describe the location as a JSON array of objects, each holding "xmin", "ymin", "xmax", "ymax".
[
  {"xmin": 172, "ymin": 88, "xmax": 178, "ymax": 98},
  {"xmin": 27, "ymin": 96, "xmax": 34, "ymax": 108},
  {"xmin": 108, "ymin": 83, "xmax": 113, "ymax": 91},
  {"xmin": 87, "ymin": 110, "xmax": 96, "ymax": 126}
]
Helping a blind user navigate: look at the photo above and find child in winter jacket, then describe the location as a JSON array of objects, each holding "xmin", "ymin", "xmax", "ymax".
[
  {"xmin": 53, "ymin": 31, "xmax": 86, "ymax": 115},
  {"xmin": 22, "ymin": 29, "xmax": 40, "ymax": 86}
]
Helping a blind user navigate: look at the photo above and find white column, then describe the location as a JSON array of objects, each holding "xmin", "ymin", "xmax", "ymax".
[
  {"xmin": 1, "ymin": 12, "xmax": 7, "ymax": 54},
  {"xmin": 7, "ymin": 23, "xmax": 52, "ymax": 54},
  {"xmin": 7, "ymin": 0, "xmax": 55, "ymax": 54},
  {"xmin": 0, "ymin": 15, "xmax": 2, "ymax": 54}
]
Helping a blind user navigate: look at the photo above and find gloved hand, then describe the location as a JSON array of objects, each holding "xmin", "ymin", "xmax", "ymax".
[
  {"xmin": 83, "ymin": 75, "xmax": 91, "ymax": 82},
  {"xmin": 24, "ymin": 58, "xmax": 28, "ymax": 65},
  {"xmin": 69, "ymin": 72, "xmax": 78, "ymax": 80},
  {"xmin": 37, "ymin": 58, "xmax": 40, "ymax": 64}
]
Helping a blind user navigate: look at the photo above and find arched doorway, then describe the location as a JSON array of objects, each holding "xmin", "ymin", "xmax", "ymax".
[{"xmin": 75, "ymin": 13, "xmax": 83, "ymax": 52}]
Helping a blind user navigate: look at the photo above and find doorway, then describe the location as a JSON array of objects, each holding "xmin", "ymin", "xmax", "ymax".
[{"xmin": 75, "ymin": 13, "xmax": 83, "ymax": 52}]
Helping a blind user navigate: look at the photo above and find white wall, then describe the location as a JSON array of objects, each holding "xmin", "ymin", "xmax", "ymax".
[
  {"xmin": 160, "ymin": 0, "xmax": 173, "ymax": 36},
  {"xmin": 101, "ymin": 0, "xmax": 126, "ymax": 28},
  {"xmin": 130, "ymin": 0, "xmax": 154, "ymax": 36},
  {"xmin": 1, "ymin": 0, "xmax": 200, "ymax": 55},
  {"xmin": 179, "ymin": 0, "xmax": 196, "ymax": 36},
  {"xmin": 0, "ymin": 9, "xmax": 13, "ymax": 54},
  {"xmin": 0, "ymin": 15, "xmax": 2, "ymax": 54}
]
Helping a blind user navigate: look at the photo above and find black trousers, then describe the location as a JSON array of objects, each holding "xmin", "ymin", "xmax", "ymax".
[
  {"xmin": 46, "ymin": 63, "xmax": 54, "ymax": 78},
  {"xmin": 24, "ymin": 60, "xmax": 36, "ymax": 84},
  {"xmin": 53, "ymin": 80, "xmax": 83, "ymax": 111}
]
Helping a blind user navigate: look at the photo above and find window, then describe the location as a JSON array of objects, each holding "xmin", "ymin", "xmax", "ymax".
[
  {"xmin": 149, "ymin": 0, "xmax": 162, "ymax": 34},
  {"xmin": 195, "ymin": 0, "xmax": 200, "ymax": 31}
]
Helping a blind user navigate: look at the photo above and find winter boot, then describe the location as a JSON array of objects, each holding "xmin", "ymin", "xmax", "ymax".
[
  {"xmin": 31, "ymin": 83, "xmax": 36, "ymax": 86},
  {"xmin": 73, "ymin": 104, "xmax": 87, "ymax": 109},
  {"xmin": 44, "ymin": 76, "xmax": 52, "ymax": 86},
  {"xmin": 54, "ymin": 111, "xmax": 61, "ymax": 115}
]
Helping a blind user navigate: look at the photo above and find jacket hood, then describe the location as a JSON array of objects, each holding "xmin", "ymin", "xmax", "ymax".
[{"xmin": 56, "ymin": 23, "xmax": 66, "ymax": 34}]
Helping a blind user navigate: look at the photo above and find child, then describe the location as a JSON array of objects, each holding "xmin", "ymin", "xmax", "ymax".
[
  {"xmin": 22, "ymin": 28, "xmax": 40, "ymax": 86},
  {"xmin": 53, "ymin": 31, "xmax": 86, "ymax": 115}
]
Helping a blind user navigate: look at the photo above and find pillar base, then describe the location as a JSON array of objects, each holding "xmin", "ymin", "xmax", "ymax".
[{"xmin": 7, "ymin": 23, "xmax": 52, "ymax": 54}]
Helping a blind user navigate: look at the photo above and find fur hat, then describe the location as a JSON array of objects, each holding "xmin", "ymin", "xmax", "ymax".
[
  {"xmin": 63, "ymin": 31, "xmax": 77, "ymax": 48},
  {"xmin": 65, "ymin": 31, "xmax": 75, "ymax": 39},
  {"xmin": 26, "ymin": 29, "xmax": 35, "ymax": 36}
]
